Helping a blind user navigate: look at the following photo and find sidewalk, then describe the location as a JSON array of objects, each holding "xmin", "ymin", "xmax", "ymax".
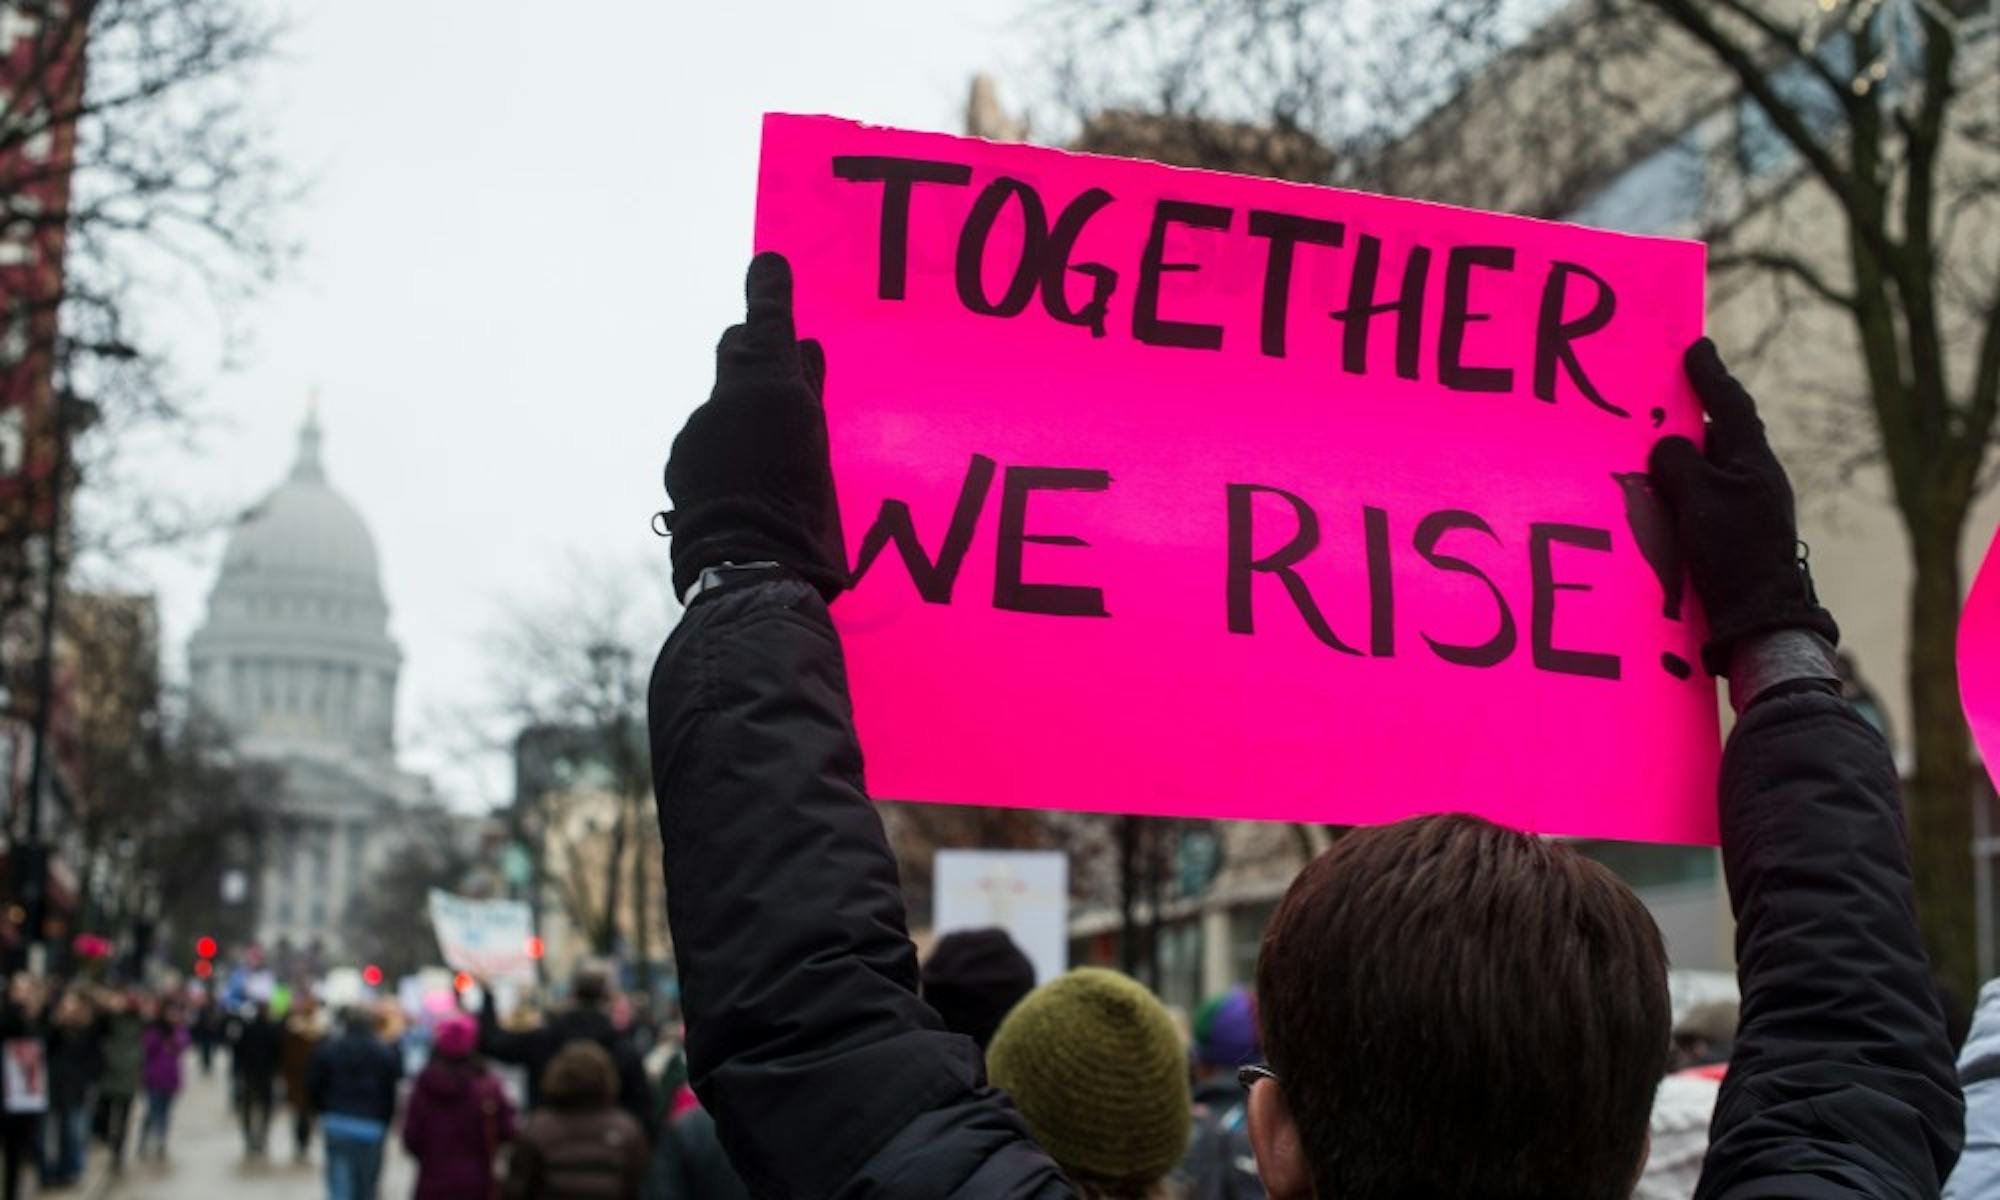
[{"xmin": 89, "ymin": 1065, "xmax": 414, "ymax": 1200}]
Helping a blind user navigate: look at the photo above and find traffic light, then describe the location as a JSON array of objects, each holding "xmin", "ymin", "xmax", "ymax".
[
  {"xmin": 361, "ymin": 964, "xmax": 383, "ymax": 987},
  {"xmin": 526, "ymin": 935, "xmax": 544, "ymax": 961},
  {"xmin": 193, "ymin": 960, "xmax": 213, "ymax": 980},
  {"xmin": 454, "ymin": 972, "xmax": 473, "ymax": 994},
  {"xmin": 195, "ymin": 936, "xmax": 217, "ymax": 960}
]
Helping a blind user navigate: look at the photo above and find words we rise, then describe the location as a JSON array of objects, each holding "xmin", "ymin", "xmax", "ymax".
[{"xmin": 831, "ymin": 155, "xmax": 1672, "ymax": 683}]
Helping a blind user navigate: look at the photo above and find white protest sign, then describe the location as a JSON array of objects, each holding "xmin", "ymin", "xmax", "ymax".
[
  {"xmin": 2, "ymin": 1039, "xmax": 45, "ymax": 1113},
  {"xmin": 428, "ymin": 889, "xmax": 536, "ymax": 984},
  {"xmin": 933, "ymin": 850, "xmax": 1069, "ymax": 985}
]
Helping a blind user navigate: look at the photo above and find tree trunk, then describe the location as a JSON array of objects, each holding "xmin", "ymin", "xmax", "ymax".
[{"xmin": 1906, "ymin": 504, "xmax": 1977, "ymax": 998}]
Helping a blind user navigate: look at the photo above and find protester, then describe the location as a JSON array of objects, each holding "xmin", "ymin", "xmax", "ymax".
[
  {"xmin": 478, "ymin": 965, "xmax": 650, "ymax": 1133},
  {"xmin": 1671, "ymin": 998, "xmax": 1738, "ymax": 1072},
  {"xmin": 921, "ymin": 928, "xmax": 1036, "ymax": 1051},
  {"xmin": 1181, "ymin": 988, "xmax": 1262, "ymax": 1200},
  {"xmin": 653, "ymin": 1104, "xmax": 749, "ymax": 1200},
  {"xmin": 505, "ymin": 1040, "xmax": 648, "ymax": 1199},
  {"xmin": 92, "ymin": 989, "xmax": 142, "ymax": 1174},
  {"xmin": 647, "ymin": 254, "xmax": 1963, "ymax": 1196},
  {"xmin": 41, "ymin": 988, "xmax": 100, "ymax": 1189},
  {"xmin": 232, "ymin": 998, "xmax": 283, "ymax": 1158},
  {"xmin": 1947, "ymin": 977, "xmax": 2000, "ymax": 1197},
  {"xmin": 191, "ymin": 996, "xmax": 223, "ymax": 1078},
  {"xmin": 136, "ymin": 999, "xmax": 188, "ymax": 1162},
  {"xmin": 985, "ymin": 968, "xmax": 1190, "ymax": 1198},
  {"xmin": 0, "ymin": 975, "xmax": 46, "ymax": 1200},
  {"xmin": 280, "ymin": 994, "xmax": 328, "ymax": 1164},
  {"xmin": 309, "ymin": 1005, "xmax": 401, "ymax": 1200},
  {"xmin": 402, "ymin": 1015, "xmax": 515, "ymax": 1200}
]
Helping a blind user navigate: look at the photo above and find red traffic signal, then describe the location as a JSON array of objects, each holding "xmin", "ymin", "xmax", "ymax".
[
  {"xmin": 526, "ymin": 935, "xmax": 544, "ymax": 961},
  {"xmin": 361, "ymin": 964, "xmax": 383, "ymax": 987},
  {"xmin": 454, "ymin": 972, "xmax": 473, "ymax": 993},
  {"xmin": 195, "ymin": 936, "xmax": 217, "ymax": 960},
  {"xmin": 193, "ymin": 960, "xmax": 213, "ymax": 979}
]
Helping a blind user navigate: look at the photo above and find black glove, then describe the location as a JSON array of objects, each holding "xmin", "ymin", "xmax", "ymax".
[
  {"xmin": 664, "ymin": 252, "xmax": 847, "ymax": 602},
  {"xmin": 1649, "ymin": 339, "xmax": 1838, "ymax": 676}
]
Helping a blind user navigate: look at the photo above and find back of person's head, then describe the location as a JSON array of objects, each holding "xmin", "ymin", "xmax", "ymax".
[
  {"xmin": 540, "ymin": 1039, "xmax": 617, "ymax": 1112},
  {"xmin": 1672, "ymin": 998, "xmax": 1739, "ymax": 1069},
  {"xmin": 570, "ymin": 964, "xmax": 611, "ymax": 1010},
  {"xmin": 433, "ymin": 1015, "xmax": 477, "ymax": 1061},
  {"xmin": 1252, "ymin": 813, "xmax": 1669, "ymax": 1200},
  {"xmin": 986, "ymin": 967, "xmax": 1190, "ymax": 1197},
  {"xmin": 1191, "ymin": 986, "xmax": 1259, "ymax": 1072},
  {"xmin": 921, "ymin": 927, "xmax": 1037, "ymax": 1049},
  {"xmin": 341, "ymin": 1004, "xmax": 378, "ymax": 1036}
]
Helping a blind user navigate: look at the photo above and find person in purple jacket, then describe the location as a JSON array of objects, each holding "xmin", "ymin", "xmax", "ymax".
[
  {"xmin": 137, "ymin": 999, "xmax": 190, "ymax": 1162},
  {"xmin": 402, "ymin": 1015, "xmax": 516, "ymax": 1200}
]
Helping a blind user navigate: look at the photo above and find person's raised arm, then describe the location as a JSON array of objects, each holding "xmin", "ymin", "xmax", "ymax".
[
  {"xmin": 1651, "ymin": 342, "xmax": 1964, "ymax": 1197},
  {"xmin": 651, "ymin": 253, "xmax": 1067, "ymax": 1199}
]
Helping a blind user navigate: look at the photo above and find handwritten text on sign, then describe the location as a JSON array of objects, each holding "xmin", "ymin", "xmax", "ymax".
[{"xmin": 755, "ymin": 114, "xmax": 1718, "ymax": 844}]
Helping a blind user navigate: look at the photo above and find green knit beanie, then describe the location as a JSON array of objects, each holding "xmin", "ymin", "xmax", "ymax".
[{"xmin": 986, "ymin": 967, "xmax": 1191, "ymax": 1190}]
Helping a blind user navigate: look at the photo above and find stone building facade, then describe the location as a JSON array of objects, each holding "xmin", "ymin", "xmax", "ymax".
[{"xmin": 187, "ymin": 411, "xmax": 427, "ymax": 965}]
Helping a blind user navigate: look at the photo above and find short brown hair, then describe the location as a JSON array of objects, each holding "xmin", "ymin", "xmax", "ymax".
[
  {"xmin": 1257, "ymin": 814, "xmax": 1669, "ymax": 1199},
  {"xmin": 540, "ymin": 1040, "xmax": 618, "ymax": 1111}
]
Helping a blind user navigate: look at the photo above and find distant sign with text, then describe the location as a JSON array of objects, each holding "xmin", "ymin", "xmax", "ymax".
[{"xmin": 755, "ymin": 113, "xmax": 1717, "ymax": 844}]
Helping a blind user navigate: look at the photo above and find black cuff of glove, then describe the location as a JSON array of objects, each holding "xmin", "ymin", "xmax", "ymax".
[
  {"xmin": 669, "ymin": 499, "xmax": 848, "ymax": 604},
  {"xmin": 1701, "ymin": 607, "xmax": 1840, "ymax": 677}
]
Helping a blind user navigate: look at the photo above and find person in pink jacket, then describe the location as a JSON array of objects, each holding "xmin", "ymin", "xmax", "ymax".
[{"xmin": 402, "ymin": 1016, "xmax": 515, "ymax": 1200}]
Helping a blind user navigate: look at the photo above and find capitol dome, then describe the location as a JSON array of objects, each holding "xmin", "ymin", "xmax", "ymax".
[{"xmin": 188, "ymin": 410, "xmax": 402, "ymax": 758}]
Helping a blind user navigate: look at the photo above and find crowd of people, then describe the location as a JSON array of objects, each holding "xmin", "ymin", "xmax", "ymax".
[{"xmin": 0, "ymin": 976, "xmax": 197, "ymax": 1197}]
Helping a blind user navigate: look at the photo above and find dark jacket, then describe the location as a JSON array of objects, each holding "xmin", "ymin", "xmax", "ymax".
[
  {"xmin": 650, "ymin": 575, "xmax": 1961, "ymax": 1197},
  {"xmin": 655, "ymin": 1106, "xmax": 750, "ymax": 1200},
  {"xmin": 95, "ymin": 1010, "xmax": 142, "ymax": 1098},
  {"xmin": 1182, "ymin": 1078, "xmax": 1262, "ymax": 1200},
  {"xmin": 308, "ymin": 1027, "xmax": 401, "ymax": 1126},
  {"xmin": 232, "ymin": 1013, "xmax": 283, "ymax": 1090},
  {"xmin": 479, "ymin": 997, "xmax": 650, "ymax": 1135},
  {"xmin": 403, "ymin": 1056, "xmax": 516, "ymax": 1200},
  {"xmin": 505, "ymin": 1106, "xmax": 649, "ymax": 1200},
  {"xmin": 46, "ymin": 1022, "xmax": 100, "ymax": 1111}
]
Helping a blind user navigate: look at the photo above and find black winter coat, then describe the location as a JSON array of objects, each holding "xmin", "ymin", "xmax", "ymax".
[
  {"xmin": 477, "ymin": 997, "xmax": 651, "ymax": 1136},
  {"xmin": 650, "ymin": 575, "xmax": 1963, "ymax": 1198},
  {"xmin": 308, "ymin": 1028, "xmax": 401, "ymax": 1125}
]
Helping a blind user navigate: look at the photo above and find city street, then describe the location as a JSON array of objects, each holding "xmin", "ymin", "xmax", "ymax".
[{"xmin": 94, "ymin": 1067, "xmax": 413, "ymax": 1200}]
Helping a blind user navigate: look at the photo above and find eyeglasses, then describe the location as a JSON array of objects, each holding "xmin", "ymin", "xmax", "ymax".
[{"xmin": 1237, "ymin": 1063, "xmax": 1278, "ymax": 1093}]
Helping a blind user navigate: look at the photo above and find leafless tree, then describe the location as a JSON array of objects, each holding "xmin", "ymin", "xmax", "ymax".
[
  {"xmin": 1037, "ymin": 0, "xmax": 2000, "ymax": 989},
  {"xmin": 0, "ymin": 0, "xmax": 295, "ymax": 632}
]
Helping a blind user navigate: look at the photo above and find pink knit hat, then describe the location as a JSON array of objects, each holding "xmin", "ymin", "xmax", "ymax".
[{"xmin": 435, "ymin": 1016, "xmax": 477, "ymax": 1058}]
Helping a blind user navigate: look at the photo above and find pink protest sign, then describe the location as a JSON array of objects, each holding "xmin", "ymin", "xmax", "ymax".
[
  {"xmin": 755, "ymin": 113, "xmax": 1718, "ymax": 844},
  {"xmin": 1961, "ymin": 527, "xmax": 2000, "ymax": 789}
]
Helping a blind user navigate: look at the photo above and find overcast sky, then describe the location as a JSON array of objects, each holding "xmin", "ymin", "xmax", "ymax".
[{"xmin": 108, "ymin": 1, "xmax": 1040, "ymax": 809}]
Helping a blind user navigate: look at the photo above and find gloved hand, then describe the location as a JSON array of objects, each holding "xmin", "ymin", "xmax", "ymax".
[
  {"xmin": 1649, "ymin": 339, "xmax": 1838, "ymax": 676},
  {"xmin": 664, "ymin": 252, "xmax": 847, "ymax": 602}
]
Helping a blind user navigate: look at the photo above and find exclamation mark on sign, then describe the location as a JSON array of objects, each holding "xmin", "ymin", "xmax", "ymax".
[{"xmin": 1612, "ymin": 472, "xmax": 1693, "ymax": 679}]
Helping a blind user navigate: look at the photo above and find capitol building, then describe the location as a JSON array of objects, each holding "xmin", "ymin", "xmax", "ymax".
[{"xmin": 187, "ymin": 411, "xmax": 428, "ymax": 965}]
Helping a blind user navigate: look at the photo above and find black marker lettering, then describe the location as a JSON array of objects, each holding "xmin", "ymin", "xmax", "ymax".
[
  {"xmin": 1224, "ymin": 484, "xmax": 1363, "ymax": 655},
  {"xmin": 1528, "ymin": 522, "xmax": 1620, "ymax": 679},
  {"xmin": 955, "ymin": 177, "xmax": 1048, "ymax": 318},
  {"xmin": 831, "ymin": 156, "xmax": 974, "ymax": 301},
  {"xmin": 994, "ymin": 466, "xmax": 1112, "ymax": 617},
  {"xmin": 1247, "ymin": 210, "xmax": 1345, "ymax": 358},
  {"xmin": 850, "ymin": 454, "xmax": 996, "ymax": 602},
  {"xmin": 1413, "ymin": 510, "xmax": 1515, "ymax": 668},
  {"xmin": 1134, "ymin": 200, "xmax": 1232, "ymax": 350},
  {"xmin": 1534, "ymin": 261, "xmax": 1626, "ymax": 417},
  {"xmin": 1438, "ymin": 246, "xmax": 1515, "ymax": 393},
  {"xmin": 1330, "ymin": 235, "xmax": 1430, "ymax": 380}
]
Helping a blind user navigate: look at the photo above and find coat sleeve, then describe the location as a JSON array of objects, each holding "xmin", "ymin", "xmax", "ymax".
[
  {"xmin": 649, "ymin": 576, "xmax": 1070, "ymax": 1200},
  {"xmin": 1696, "ymin": 688, "xmax": 1966, "ymax": 1199},
  {"xmin": 477, "ymin": 990, "xmax": 538, "ymax": 1069}
]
